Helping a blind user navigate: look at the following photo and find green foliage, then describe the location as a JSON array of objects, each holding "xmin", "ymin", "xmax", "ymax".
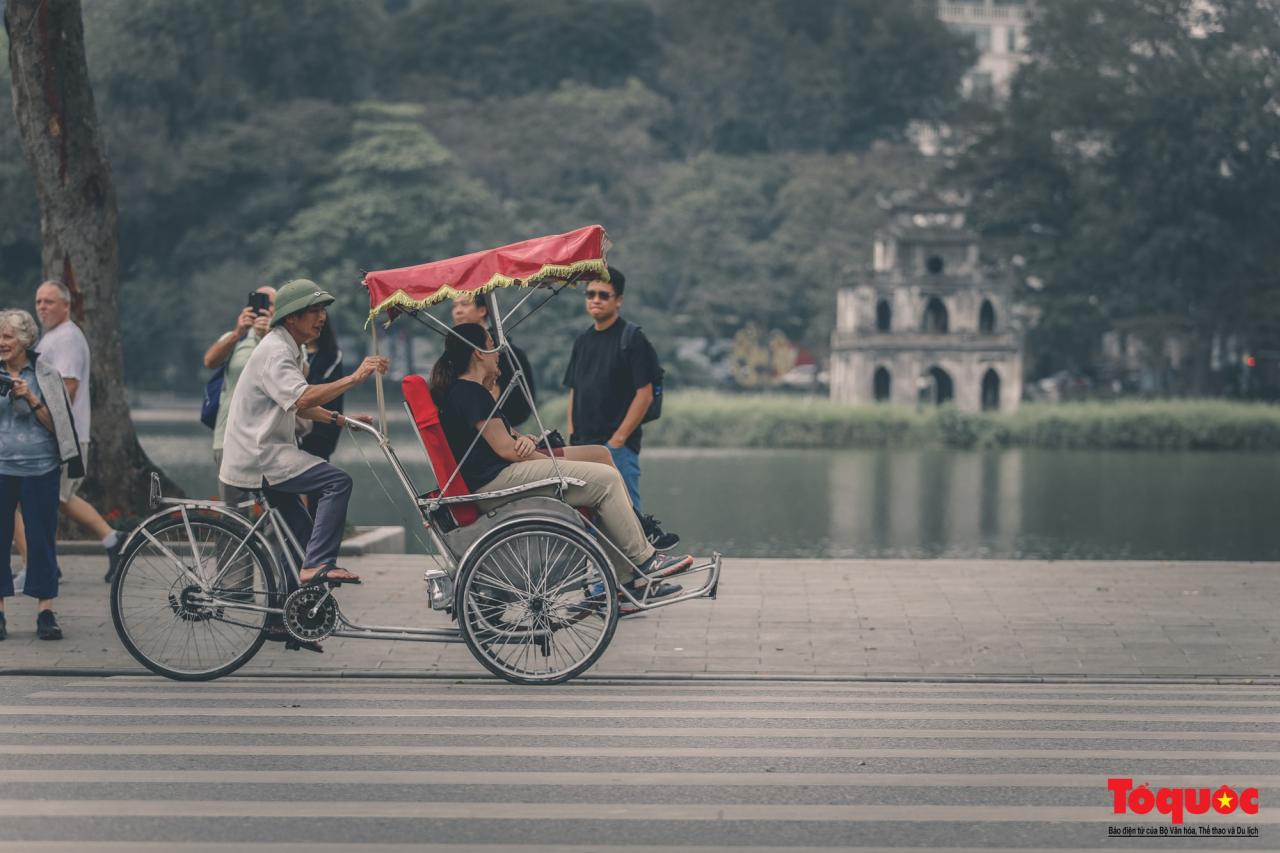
[
  {"xmin": 961, "ymin": 0, "xmax": 1280, "ymax": 380},
  {"xmin": 653, "ymin": 0, "xmax": 975, "ymax": 153},
  {"xmin": 82, "ymin": 0, "xmax": 380, "ymax": 130},
  {"xmin": 380, "ymin": 0, "xmax": 657, "ymax": 99},
  {"xmin": 632, "ymin": 393, "xmax": 1280, "ymax": 452},
  {"xmin": 262, "ymin": 102, "xmax": 504, "ymax": 317},
  {"xmin": 3, "ymin": 1, "xmax": 974, "ymax": 390}
]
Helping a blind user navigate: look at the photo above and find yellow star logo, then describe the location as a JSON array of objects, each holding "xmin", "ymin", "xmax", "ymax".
[{"xmin": 1217, "ymin": 792, "xmax": 1234, "ymax": 809}]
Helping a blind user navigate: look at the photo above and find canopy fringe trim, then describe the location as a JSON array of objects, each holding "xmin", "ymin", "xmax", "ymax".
[{"xmin": 365, "ymin": 258, "xmax": 607, "ymax": 327}]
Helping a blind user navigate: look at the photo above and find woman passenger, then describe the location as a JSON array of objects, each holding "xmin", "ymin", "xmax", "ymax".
[{"xmin": 430, "ymin": 323, "xmax": 693, "ymax": 602}]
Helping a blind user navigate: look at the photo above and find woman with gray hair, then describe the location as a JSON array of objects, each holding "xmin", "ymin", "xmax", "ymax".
[{"xmin": 0, "ymin": 309, "xmax": 82, "ymax": 640}]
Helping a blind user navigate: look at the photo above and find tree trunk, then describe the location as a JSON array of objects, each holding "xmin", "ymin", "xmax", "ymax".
[{"xmin": 5, "ymin": 0, "xmax": 180, "ymax": 518}]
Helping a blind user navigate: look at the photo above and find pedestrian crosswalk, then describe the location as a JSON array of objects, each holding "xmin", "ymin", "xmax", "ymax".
[{"xmin": 0, "ymin": 675, "xmax": 1275, "ymax": 851}]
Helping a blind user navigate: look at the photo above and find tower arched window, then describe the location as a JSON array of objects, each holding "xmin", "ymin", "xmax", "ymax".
[
  {"xmin": 875, "ymin": 299, "xmax": 892, "ymax": 332},
  {"xmin": 922, "ymin": 297, "xmax": 949, "ymax": 334},
  {"xmin": 981, "ymin": 368, "xmax": 1001, "ymax": 411},
  {"xmin": 873, "ymin": 366, "xmax": 891, "ymax": 402},
  {"xmin": 979, "ymin": 299, "xmax": 996, "ymax": 334}
]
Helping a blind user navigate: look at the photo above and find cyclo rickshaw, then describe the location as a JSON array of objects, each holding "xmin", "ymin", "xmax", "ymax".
[{"xmin": 109, "ymin": 225, "xmax": 721, "ymax": 684}]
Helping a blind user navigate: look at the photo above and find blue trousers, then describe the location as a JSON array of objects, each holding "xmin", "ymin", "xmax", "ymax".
[
  {"xmin": 262, "ymin": 462, "xmax": 353, "ymax": 574},
  {"xmin": 0, "ymin": 467, "xmax": 62, "ymax": 600},
  {"xmin": 607, "ymin": 445, "xmax": 642, "ymax": 512}
]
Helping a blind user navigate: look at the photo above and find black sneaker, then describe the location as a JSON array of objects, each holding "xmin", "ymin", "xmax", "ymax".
[
  {"xmin": 36, "ymin": 610, "xmax": 63, "ymax": 641},
  {"xmin": 638, "ymin": 513, "xmax": 680, "ymax": 551},
  {"xmin": 638, "ymin": 552, "xmax": 695, "ymax": 580},
  {"xmin": 0, "ymin": 612, "xmax": 7, "ymax": 641},
  {"xmin": 619, "ymin": 579, "xmax": 683, "ymax": 615},
  {"xmin": 103, "ymin": 532, "xmax": 124, "ymax": 584}
]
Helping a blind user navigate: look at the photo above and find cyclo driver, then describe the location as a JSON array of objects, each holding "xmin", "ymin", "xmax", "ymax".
[{"xmin": 219, "ymin": 278, "xmax": 387, "ymax": 588}]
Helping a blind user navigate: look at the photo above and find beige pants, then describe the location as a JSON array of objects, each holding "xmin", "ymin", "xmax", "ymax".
[{"xmin": 475, "ymin": 459, "xmax": 654, "ymax": 584}]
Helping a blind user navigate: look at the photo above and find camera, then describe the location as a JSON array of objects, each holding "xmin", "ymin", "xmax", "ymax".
[
  {"xmin": 0, "ymin": 372, "xmax": 12, "ymax": 398},
  {"xmin": 247, "ymin": 291, "xmax": 271, "ymax": 313}
]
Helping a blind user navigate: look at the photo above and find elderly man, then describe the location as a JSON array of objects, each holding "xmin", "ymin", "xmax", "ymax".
[
  {"xmin": 219, "ymin": 279, "xmax": 388, "ymax": 587},
  {"xmin": 33, "ymin": 280, "xmax": 124, "ymax": 582}
]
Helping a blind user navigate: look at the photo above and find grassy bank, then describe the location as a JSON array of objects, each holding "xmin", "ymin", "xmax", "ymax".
[{"xmin": 590, "ymin": 392, "xmax": 1280, "ymax": 451}]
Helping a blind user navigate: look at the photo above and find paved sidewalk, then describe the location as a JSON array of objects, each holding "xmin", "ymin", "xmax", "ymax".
[{"xmin": 2, "ymin": 557, "xmax": 1278, "ymax": 679}]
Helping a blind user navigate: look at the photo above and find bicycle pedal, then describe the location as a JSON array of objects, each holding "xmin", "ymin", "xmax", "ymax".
[{"xmin": 284, "ymin": 639, "xmax": 324, "ymax": 653}]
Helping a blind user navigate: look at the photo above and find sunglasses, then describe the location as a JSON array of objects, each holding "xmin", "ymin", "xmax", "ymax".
[{"xmin": 585, "ymin": 290, "xmax": 614, "ymax": 301}]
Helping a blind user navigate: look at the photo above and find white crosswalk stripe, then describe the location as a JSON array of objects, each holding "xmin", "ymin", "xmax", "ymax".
[{"xmin": 0, "ymin": 675, "xmax": 1274, "ymax": 851}]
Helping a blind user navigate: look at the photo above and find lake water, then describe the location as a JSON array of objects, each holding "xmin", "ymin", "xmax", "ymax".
[{"xmin": 137, "ymin": 420, "xmax": 1280, "ymax": 561}]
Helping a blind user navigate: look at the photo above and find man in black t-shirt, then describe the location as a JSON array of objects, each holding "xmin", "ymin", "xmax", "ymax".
[
  {"xmin": 452, "ymin": 293, "xmax": 536, "ymax": 427},
  {"xmin": 563, "ymin": 267, "xmax": 678, "ymax": 550}
]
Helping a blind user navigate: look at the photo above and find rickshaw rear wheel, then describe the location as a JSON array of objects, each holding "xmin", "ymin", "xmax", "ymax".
[
  {"xmin": 111, "ymin": 514, "xmax": 278, "ymax": 681},
  {"xmin": 455, "ymin": 521, "xmax": 618, "ymax": 685}
]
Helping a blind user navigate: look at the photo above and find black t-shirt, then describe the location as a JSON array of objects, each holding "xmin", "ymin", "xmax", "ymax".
[
  {"xmin": 438, "ymin": 379, "xmax": 511, "ymax": 490},
  {"xmin": 562, "ymin": 318, "xmax": 659, "ymax": 453},
  {"xmin": 497, "ymin": 342, "xmax": 536, "ymax": 428}
]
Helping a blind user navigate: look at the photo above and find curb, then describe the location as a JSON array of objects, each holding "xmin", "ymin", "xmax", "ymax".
[
  {"xmin": 16, "ymin": 526, "xmax": 408, "ymax": 558},
  {"xmin": 3, "ymin": 667, "xmax": 1278, "ymax": 685}
]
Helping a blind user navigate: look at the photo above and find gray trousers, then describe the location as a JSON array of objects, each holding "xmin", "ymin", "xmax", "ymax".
[
  {"xmin": 261, "ymin": 462, "xmax": 353, "ymax": 572},
  {"xmin": 213, "ymin": 450, "xmax": 254, "ymax": 508}
]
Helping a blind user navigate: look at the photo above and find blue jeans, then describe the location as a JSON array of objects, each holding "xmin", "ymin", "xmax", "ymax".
[
  {"xmin": 607, "ymin": 445, "xmax": 642, "ymax": 512},
  {"xmin": 0, "ymin": 467, "xmax": 62, "ymax": 600}
]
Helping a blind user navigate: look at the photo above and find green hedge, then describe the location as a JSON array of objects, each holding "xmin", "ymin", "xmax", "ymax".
[{"xmin": 538, "ymin": 392, "xmax": 1280, "ymax": 451}]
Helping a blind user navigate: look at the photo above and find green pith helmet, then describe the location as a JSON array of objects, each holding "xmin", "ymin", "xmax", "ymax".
[{"xmin": 271, "ymin": 279, "xmax": 335, "ymax": 327}]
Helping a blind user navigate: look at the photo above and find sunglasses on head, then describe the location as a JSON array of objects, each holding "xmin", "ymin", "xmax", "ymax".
[{"xmin": 585, "ymin": 289, "xmax": 613, "ymax": 301}]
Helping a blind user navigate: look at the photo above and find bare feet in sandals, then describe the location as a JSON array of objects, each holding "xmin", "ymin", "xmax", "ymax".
[{"xmin": 299, "ymin": 565, "xmax": 362, "ymax": 586}]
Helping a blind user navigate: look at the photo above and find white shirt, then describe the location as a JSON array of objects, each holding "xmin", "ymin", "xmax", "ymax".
[
  {"xmin": 38, "ymin": 320, "xmax": 91, "ymax": 439},
  {"xmin": 219, "ymin": 326, "xmax": 322, "ymax": 489}
]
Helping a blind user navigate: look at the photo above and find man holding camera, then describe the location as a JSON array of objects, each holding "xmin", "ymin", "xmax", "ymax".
[
  {"xmin": 203, "ymin": 286, "xmax": 275, "ymax": 506},
  {"xmin": 219, "ymin": 279, "xmax": 388, "ymax": 589}
]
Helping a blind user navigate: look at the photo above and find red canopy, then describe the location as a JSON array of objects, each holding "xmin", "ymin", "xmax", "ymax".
[{"xmin": 363, "ymin": 225, "xmax": 608, "ymax": 325}]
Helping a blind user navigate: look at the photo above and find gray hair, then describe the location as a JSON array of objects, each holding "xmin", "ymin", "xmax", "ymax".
[
  {"xmin": 40, "ymin": 279, "xmax": 71, "ymax": 303},
  {"xmin": 0, "ymin": 309, "xmax": 40, "ymax": 349}
]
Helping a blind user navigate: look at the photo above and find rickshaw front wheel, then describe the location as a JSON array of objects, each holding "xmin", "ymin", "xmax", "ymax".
[{"xmin": 455, "ymin": 521, "xmax": 618, "ymax": 685}]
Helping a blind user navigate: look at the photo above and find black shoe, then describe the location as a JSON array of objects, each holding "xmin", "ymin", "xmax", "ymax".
[
  {"xmin": 638, "ymin": 513, "xmax": 680, "ymax": 551},
  {"xmin": 619, "ymin": 579, "xmax": 683, "ymax": 615},
  {"xmin": 103, "ymin": 532, "xmax": 124, "ymax": 584},
  {"xmin": 0, "ymin": 612, "xmax": 7, "ymax": 641},
  {"xmin": 36, "ymin": 610, "xmax": 63, "ymax": 641},
  {"xmin": 638, "ymin": 552, "xmax": 695, "ymax": 580}
]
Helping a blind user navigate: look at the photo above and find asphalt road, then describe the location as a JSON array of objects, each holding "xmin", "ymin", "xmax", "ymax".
[{"xmin": 0, "ymin": 674, "xmax": 1275, "ymax": 850}]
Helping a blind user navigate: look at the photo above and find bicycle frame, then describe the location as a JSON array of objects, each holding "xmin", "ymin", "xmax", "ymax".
[{"xmin": 130, "ymin": 483, "xmax": 464, "ymax": 645}]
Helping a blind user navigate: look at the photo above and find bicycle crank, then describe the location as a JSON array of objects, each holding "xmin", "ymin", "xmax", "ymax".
[{"xmin": 282, "ymin": 586, "xmax": 339, "ymax": 643}]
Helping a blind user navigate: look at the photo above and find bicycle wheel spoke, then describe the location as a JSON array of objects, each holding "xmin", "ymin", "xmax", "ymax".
[
  {"xmin": 460, "ymin": 527, "xmax": 616, "ymax": 683},
  {"xmin": 114, "ymin": 517, "xmax": 273, "ymax": 679}
]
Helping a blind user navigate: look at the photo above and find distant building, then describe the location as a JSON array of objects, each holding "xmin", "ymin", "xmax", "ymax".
[
  {"xmin": 829, "ymin": 187, "xmax": 1025, "ymax": 412},
  {"xmin": 935, "ymin": 0, "xmax": 1030, "ymax": 102}
]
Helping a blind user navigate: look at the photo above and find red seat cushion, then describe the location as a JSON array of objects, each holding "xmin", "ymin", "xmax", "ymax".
[{"xmin": 402, "ymin": 375, "xmax": 480, "ymax": 527}]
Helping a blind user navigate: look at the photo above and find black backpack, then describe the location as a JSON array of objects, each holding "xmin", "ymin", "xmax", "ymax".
[{"xmin": 620, "ymin": 321, "xmax": 663, "ymax": 424}]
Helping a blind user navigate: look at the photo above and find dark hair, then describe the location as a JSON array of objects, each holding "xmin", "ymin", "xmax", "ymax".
[
  {"xmin": 606, "ymin": 266, "xmax": 625, "ymax": 296},
  {"xmin": 429, "ymin": 322, "xmax": 489, "ymax": 401},
  {"xmin": 313, "ymin": 317, "xmax": 339, "ymax": 359},
  {"xmin": 470, "ymin": 292, "xmax": 488, "ymax": 314}
]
